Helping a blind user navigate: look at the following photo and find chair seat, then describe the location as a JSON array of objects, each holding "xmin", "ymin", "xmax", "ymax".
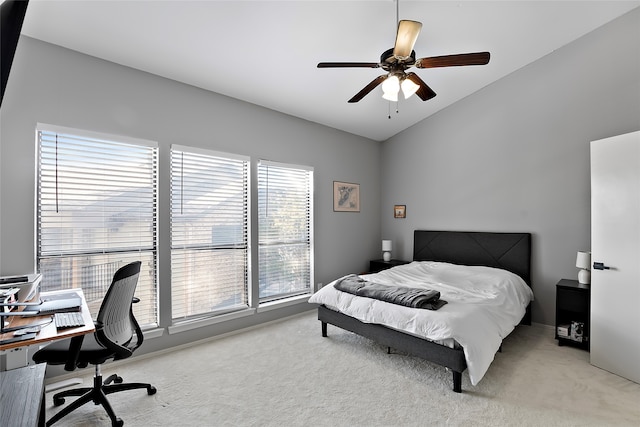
[{"xmin": 33, "ymin": 333, "xmax": 117, "ymax": 367}]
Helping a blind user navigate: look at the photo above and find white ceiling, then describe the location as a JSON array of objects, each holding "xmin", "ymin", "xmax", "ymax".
[{"xmin": 20, "ymin": 1, "xmax": 640, "ymax": 141}]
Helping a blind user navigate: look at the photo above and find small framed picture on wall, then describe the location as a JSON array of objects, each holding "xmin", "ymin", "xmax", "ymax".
[
  {"xmin": 394, "ymin": 205, "xmax": 406, "ymax": 218},
  {"xmin": 333, "ymin": 181, "xmax": 360, "ymax": 212}
]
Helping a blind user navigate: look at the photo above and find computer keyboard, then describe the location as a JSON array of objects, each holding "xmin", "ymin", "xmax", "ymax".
[{"xmin": 54, "ymin": 311, "xmax": 85, "ymax": 329}]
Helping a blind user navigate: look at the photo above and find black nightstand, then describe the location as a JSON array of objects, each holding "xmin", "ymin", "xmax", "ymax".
[
  {"xmin": 555, "ymin": 279, "xmax": 590, "ymax": 350},
  {"xmin": 369, "ymin": 259, "xmax": 410, "ymax": 273}
]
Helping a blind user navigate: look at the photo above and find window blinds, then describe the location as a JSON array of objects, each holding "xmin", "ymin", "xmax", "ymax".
[
  {"xmin": 37, "ymin": 125, "xmax": 158, "ymax": 326},
  {"xmin": 258, "ymin": 161, "xmax": 313, "ymax": 301},
  {"xmin": 170, "ymin": 145, "xmax": 249, "ymax": 320}
]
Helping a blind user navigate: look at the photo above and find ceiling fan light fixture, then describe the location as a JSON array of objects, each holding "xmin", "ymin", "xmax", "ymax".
[
  {"xmin": 401, "ymin": 77, "xmax": 419, "ymax": 99},
  {"xmin": 381, "ymin": 75, "xmax": 400, "ymax": 101}
]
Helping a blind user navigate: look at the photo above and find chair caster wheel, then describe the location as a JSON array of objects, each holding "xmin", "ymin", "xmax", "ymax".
[
  {"xmin": 114, "ymin": 376, "xmax": 123, "ymax": 384},
  {"xmin": 148, "ymin": 386, "xmax": 157, "ymax": 395},
  {"xmin": 53, "ymin": 396, "xmax": 65, "ymax": 406},
  {"xmin": 115, "ymin": 418, "xmax": 124, "ymax": 426}
]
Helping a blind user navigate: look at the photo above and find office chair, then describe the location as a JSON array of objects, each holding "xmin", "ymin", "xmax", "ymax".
[{"xmin": 33, "ymin": 261, "xmax": 156, "ymax": 427}]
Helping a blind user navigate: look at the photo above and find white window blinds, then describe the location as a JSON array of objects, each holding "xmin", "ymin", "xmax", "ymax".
[
  {"xmin": 37, "ymin": 125, "xmax": 158, "ymax": 326},
  {"xmin": 258, "ymin": 160, "xmax": 313, "ymax": 301},
  {"xmin": 170, "ymin": 146, "xmax": 249, "ymax": 320}
]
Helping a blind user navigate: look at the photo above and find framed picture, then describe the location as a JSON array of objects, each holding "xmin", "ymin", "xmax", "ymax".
[
  {"xmin": 333, "ymin": 181, "xmax": 360, "ymax": 212},
  {"xmin": 394, "ymin": 205, "xmax": 406, "ymax": 218}
]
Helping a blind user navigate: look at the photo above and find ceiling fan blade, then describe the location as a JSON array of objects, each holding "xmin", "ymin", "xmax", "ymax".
[
  {"xmin": 405, "ymin": 73, "xmax": 436, "ymax": 101},
  {"xmin": 348, "ymin": 75, "xmax": 388, "ymax": 103},
  {"xmin": 318, "ymin": 62, "xmax": 380, "ymax": 68},
  {"xmin": 415, "ymin": 52, "xmax": 490, "ymax": 68},
  {"xmin": 393, "ymin": 20, "xmax": 422, "ymax": 59}
]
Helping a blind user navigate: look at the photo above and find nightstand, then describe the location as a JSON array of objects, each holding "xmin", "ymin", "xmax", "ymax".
[
  {"xmin": 369, "ymin": 259, "xmax": 410, "ymax": 273},
  {"xmin": 555, "ymin": 279, "xmax": 590, "ymax": 350}
]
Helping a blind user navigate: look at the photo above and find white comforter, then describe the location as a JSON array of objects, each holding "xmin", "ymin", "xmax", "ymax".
[{"xmin": 308, "ymin": 261, "xmax": 534, "ymax": 385}]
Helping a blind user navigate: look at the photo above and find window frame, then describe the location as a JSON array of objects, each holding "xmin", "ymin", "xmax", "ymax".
[
  {"xmin": 170, "ymin": 145, "xmax": 251, "ymax": 322},
  {"xmin": 257, "ymin": 159, "xmax": 314, "ymax": 304},
  {"xmin": 35, "ymin": 123, "xmax": 159, "ymax": 326}
]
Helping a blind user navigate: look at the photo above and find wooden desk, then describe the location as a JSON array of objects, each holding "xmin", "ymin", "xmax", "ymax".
[
  {"xmin": 0, "ymin": 363, "xmax": 46, "ymax": 427},
  {"xmin": 0, "ymin": 290, "xmax": 94, "ymax": 425},
  {"xmin": 0, "ymin": 289, "xmax": 95, "ymax": 352}
]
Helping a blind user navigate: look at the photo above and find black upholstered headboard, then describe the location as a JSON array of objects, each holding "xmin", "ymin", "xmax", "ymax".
[
  {"xmin": 413, "ymin": 231, "xmax": 532, "ymax": 324},
  {"xmin": 413, "ymin": 230, "xmax": 532, "ymax": 288}
]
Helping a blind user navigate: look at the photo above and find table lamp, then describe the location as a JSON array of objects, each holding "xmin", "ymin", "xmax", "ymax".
[
  {"xmin": 576, "ymin": 251, "xmax": 591, "ymax": 285},
  {"xmin": 382, "ymin": 240, "xmax": 392, "ymax": 262}
]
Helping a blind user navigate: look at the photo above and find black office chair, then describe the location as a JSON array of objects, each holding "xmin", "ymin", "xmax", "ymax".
[{"xmin": 33, "ymin": 261, "xmax": 156, "ymax": 427}]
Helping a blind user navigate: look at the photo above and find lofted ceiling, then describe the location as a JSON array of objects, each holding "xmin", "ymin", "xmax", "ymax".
[{"xmin": 20, "ymin": 1, "xmax": 640, "ymax": 141}]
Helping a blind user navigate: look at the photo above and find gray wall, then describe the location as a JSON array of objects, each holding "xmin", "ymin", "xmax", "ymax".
[
  {"xmin": 381, "ymin": 8, "xmax": 640, "ymax": 325},
  {"xmin": 0, "ymin": 37, "xmax": 381, "ymax": 353}
]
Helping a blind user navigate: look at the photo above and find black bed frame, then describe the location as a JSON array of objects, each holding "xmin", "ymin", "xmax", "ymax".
[{"xmin": 318, "ymin": 230, "xmax": 532, "ymax": 393}]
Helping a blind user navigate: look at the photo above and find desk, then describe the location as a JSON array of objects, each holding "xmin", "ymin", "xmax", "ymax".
[
  {"xmin": 0, "ymin": 363, "xmax": 46, "ymax": 427},
  {"xmin": 0, "ymin": 289, "xmax": 95, "ymax": 368}
]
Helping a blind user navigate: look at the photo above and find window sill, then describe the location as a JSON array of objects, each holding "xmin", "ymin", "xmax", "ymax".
[
  {"xmin": 167, "ymin": 307, "xmax": 257, "ymax": 335},
  {"xmin": 259, "ymin": 294, "xmax": 310, "ymax": 312},
  {"xmin": 141, "ymin": 326, "xmax": 164, "ymax": 340},
  {"xmin": 164, "ymin": 294, "xmax": 311, "ymax": 335}
]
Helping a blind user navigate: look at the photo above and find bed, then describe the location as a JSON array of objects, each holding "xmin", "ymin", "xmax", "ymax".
[{"xmin": 309, "ymin": 230, "xmax": 533, "ymax": 393}]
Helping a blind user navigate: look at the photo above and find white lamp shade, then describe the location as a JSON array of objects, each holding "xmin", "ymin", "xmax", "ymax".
[
  {"xmin": 382, "ymin": 240, "xmax": 392, "ymax": 251},
  {"xmin": 576, "ymin": 251, "xmax": 591, "ymax": 269},
  {"xmin": 382, "ymin": 92, "xmax": 398, "ymax": 102},
  {"xmin": 382, "ymin": 75, "xmax": 400, "ymax": 102},
  {"xmin": 401, "ymin": 78, "xmax": 419, "ymax": 99}
]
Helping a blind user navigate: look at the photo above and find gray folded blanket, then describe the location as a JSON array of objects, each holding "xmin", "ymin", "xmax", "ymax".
[{"xmin": 334, "ymin": 274, "xmax": 447, "ymax": 310}]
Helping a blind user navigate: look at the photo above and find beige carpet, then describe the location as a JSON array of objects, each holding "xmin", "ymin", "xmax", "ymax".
[{"xmin": 44, "ymin": 311, "xmax": 640, "ymax": 426}]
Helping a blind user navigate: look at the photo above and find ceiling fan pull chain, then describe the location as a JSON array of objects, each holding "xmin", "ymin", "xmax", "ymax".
[{"xmin": 387, "ymin": 101, "xmax": 400, "ymax": 119}]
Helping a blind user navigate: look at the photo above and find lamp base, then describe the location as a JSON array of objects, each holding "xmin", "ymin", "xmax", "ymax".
[
  {"xmin": 383, "ymin": 251, "xmax": 391, "ymax": 262},
  {"xmin": 578, "ymin": 269, "xmax": 591, "ymax": 285}
]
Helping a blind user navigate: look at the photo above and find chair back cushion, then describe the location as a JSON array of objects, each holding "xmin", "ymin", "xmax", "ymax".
[{"xmin": 95, "ymin": 261, "xmax": 142, "ymax": 359}]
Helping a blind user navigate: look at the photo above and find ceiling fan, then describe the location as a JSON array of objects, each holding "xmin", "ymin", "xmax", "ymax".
[{"xmin": 317, "ymin": 19, "xmax": 490, "ymax": 103}]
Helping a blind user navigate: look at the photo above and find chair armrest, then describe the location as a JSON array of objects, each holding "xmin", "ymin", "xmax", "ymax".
[{"xmin": 95, "ymin": 326, "xmax": 134, "ymax": 361}]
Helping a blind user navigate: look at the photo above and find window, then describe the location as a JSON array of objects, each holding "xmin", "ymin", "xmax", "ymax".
[
  {"xmin": 170, "ymin": 146, "xmax": 249, "ymax": 320},
  {"xmin": 37, "ymin": 124, "xmax": 158, "ymax": 326},
  {"xmin": 258, "ymin": 161, "xmax": 313, "ymax": 302}
]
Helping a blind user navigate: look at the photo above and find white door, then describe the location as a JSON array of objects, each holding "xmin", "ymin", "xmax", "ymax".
[{"xmin": 590, "ymin": 130, "xmax": 640, "ymax": 384}]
